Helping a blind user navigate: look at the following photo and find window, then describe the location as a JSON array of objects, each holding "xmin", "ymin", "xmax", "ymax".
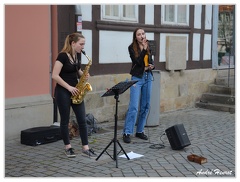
[
  {"xmin": 162, "ymin": 5, "xmax": 189, "ymax": 25},
  {"xmin": 102, "ymin": 5, "xmax": 138, "ymax": 22}
]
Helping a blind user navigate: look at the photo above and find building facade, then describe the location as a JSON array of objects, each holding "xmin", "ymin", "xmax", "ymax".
[{"xmin": 5, "ymin": 4, "xmax": 227, "ymax": 139}]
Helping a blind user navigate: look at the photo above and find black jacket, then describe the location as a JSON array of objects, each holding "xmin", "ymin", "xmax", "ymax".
[{"xmin": 128, "ymin": 43, "xmax": 154, "ymax": 78}]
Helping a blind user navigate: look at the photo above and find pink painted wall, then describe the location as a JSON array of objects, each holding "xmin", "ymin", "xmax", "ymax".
[
  {"xmin": 5, "ymin": 5, "xmax": 51, "ymax": 98},
  {"xmin": 51, "ymin": 5, "xmax": 58, "ymax": 97}
]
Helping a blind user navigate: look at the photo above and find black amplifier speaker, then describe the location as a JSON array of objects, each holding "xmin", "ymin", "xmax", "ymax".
[{"xmin": 165, "ymin": 124, "xmax": 191, "ymax": 150}]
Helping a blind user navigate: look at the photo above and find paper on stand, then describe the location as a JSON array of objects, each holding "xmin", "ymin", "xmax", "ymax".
[{"xmin": 119, "ymin": 151, "xmax": 144, "ymax": 159}]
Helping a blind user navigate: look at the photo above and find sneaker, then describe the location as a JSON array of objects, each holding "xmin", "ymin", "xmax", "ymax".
[
  {"xmin": 135, "ymin": 132, "xmax": 148, "ymax": 140},
  {"xmin": 82, "ymin": 148, "xmax": 97, "ymax": 158},
  {"xmin": 65, "ymin": 148, "xmax": 76, "ymax": 158},
  {"xmin": 123, "ymin": 134, "xmax": 131, "ymax": 143}
]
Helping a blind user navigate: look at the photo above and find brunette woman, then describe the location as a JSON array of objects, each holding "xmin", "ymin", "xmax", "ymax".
[{"xmin": 123, "ymin": 28, "xmax": 155, "ymax": 143}]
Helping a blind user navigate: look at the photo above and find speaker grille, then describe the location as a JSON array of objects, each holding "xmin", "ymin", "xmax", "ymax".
[{"xmin": 165, "ymin": 124, "xmax": 191, "ymax": 150}]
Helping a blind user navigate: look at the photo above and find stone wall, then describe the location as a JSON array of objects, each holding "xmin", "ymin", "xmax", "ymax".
[
  {"xmin": 84, "ymin": 74, "xmax": 131, "ymax": 123},
  {"xmin": 5, "ymin": 69, "xmax": 217, "ymax": 139},
  {"xmin": 160, "ymin": 69, "xmax": 217, "ymax": 112},
  {"xmin": 84, "ymin": 68, "xmax": 217, "ymax": 122}
]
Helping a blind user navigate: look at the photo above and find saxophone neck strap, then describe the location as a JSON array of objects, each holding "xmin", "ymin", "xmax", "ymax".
[{"xmin": 75, "ymin": 54, "xmax": 81, "ymax": 79}]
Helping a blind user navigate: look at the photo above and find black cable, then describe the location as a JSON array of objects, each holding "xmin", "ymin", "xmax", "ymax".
[
  {"xmin": 149, "ymin": 132, "xmax": 166, "ymax": 149},
  {"xmin": 132, "ymin": 59, "xmax": 157, "ymax": 147},
  {"xmin": 144, "ymin": 70, "xmax": 166, "ymax": 149},
  {"xmin": 132, "ymin": 132, "xmax": 166, "ymax": 149},
  {"xmin": 135, "ymin": 70, "xmax": 167, "ymax": 149}
]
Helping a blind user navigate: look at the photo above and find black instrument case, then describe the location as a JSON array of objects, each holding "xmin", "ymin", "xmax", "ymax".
[{"xmin": 21, "ymin": 125, "xmax": 62, "ymax": 146}]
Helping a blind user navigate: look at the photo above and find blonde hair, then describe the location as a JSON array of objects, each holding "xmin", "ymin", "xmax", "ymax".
[{"xmin": 61, "ymin": 33, "xmax": 85, "ymax": 55}]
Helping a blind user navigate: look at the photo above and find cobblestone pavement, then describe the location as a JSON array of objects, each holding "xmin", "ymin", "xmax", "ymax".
[{"xmin": 5, "ymin": 108, "xmax": 235, "ymax": 178}]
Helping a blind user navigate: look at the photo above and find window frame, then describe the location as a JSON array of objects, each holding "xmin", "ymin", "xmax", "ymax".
[
  {"xmin": 101, "ymin": 5, "xmax": 138, "ymax": 23},
  {"xmin": 161, "ymin": 5, "xmax": 189, "ymax": 26}
]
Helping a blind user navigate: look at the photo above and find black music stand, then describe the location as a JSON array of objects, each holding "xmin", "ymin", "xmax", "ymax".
[{"xmin": 96, "ymin": 80, "xmax": 138, "ymax": 168}]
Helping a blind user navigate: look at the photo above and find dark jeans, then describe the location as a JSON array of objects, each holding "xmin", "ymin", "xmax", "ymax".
[{"xmin": 54, "ymin": 85, "xmax": 88, "ymax": 146}]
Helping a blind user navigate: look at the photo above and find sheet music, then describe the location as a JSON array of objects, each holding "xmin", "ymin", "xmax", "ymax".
[{"xmin": 119, "ymin": 151, "xmax": 144, "ymax": 159}]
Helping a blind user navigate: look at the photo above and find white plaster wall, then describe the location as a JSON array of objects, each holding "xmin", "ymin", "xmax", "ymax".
[
  {"xmin": 81, "ymin": 30, "xmax": 92, "ymax": 64},
  {"xmin": 194, "ymin": 5, "xmax": 202, "ymax": 29},
  {"xmin": 99, "ymin": 31, "xmax": 132, "ymax": 63},
  {"xmin": 146, "ymin": 32, "xmax": 154, "ymax": 41},
  {"xmin": 81, "ymin": 5, "xmax": 92, "ymax": 22},
  {"xmin": 203, "ymin": 34, "xmax": 212, "ymax": 60},
  {"xmin": 75, "ymin": 4, "xmax": 92, "ymax": 64},
  {"xmin": 192, "ymin": 33, "xmax": 201, "ymax": 61},
  {"xmin": 99, "ymin": 31, "xmax": 154, "ymax": 63},
  {"xmin": 145, "ymin": 4, "xmax": 154, "ymax": 25}
]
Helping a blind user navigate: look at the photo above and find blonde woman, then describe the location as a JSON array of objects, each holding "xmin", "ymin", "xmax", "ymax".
[{"xmin": 52, "ymin": 33, "xmax": 96, "ymax": 158}]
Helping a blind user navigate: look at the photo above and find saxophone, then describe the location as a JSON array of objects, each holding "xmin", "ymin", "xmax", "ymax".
[{"xmin": 71, "ymin": 50, "xmax": 92, "ymax": 104}]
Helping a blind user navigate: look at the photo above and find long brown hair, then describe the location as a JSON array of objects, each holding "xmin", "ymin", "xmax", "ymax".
[
  {"xmin": 131, "ymin": 28, "xmax": 150, "ymax": 58},
  {"xmin": 61, "ymin": 33, "xmax": 85, "ymax": 56}
]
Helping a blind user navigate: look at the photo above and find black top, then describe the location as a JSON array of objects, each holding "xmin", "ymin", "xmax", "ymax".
[
  {"xmin": 56, "ymin": 52, "xmax": 81, "ymax": 87},
  {"xmin": 128, "ymin": 43, "xmax": 154, "ymax": 78}
]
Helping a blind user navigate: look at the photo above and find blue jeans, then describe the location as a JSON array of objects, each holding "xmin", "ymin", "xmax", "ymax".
[{"xmin": 123, "ymin": 71, "xmax": 153, "ymax": 135}]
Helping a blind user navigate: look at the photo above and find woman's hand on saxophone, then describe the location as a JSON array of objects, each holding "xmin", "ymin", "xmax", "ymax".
[{"xmin": 68, "ymin": 86, "xmax": 79, "ymax": 96}]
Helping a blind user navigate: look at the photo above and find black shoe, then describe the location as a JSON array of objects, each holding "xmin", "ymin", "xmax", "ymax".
[
  {"xmin": 123, "ymin": 134, "xmax": 131, "ymax": 143},
  {"xmin": 82, "ymin": 148, "xmax": 97, "ymax": 158},
  {"xmin": 65, "ymin": 148, "xmax": 76, "ymax": 158},
  {"xmin": 135, "ymin": 132, "xmax": 148, "ymax": 140}
]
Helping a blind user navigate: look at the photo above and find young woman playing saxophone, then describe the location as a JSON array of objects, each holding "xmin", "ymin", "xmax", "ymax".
[{"xmin": 52, "ymin": 33, "xmax": 97, "ymax": 158}]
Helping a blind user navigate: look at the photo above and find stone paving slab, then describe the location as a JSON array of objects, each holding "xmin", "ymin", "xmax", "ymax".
[{"xmin": 5, "ymin": 108, "xmax": 235, "ymax": 177}]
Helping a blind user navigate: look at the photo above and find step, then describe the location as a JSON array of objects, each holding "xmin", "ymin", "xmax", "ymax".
[
  {"xmin": 196, "ymin": 101, "xmax": 235, "ymax": 113},
  {"xmin": 215, "ymin": 76, "xmax": 235, "ymax": 87},
  {"xmin": 217, "ymin": 69, "xmax": 235, "ymax": 77},
  {"xmin": 208, "ymin": 84, "xmax": 235, "ymax": 95},
  {"xmin": 200, "ymin": 93, "xmax": 235, "ymax": 105}
]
